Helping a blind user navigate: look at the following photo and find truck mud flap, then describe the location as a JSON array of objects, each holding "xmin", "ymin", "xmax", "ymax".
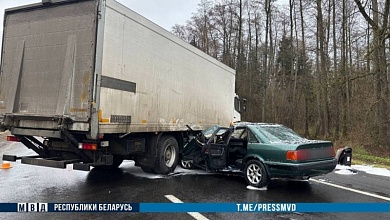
[
  {"xmin": 72, "ymin": 154, "xmax": 115, "ymax": 171},
  {"xmin": 73, "ymin": 163, "xmax": 91, "ymax": 171}
]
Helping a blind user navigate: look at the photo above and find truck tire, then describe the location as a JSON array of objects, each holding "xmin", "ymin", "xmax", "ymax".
[
  {"xmin": 141, "ymin": 166, "xmax": 154, "ymax": 173},
  {"xmin": 153, "ymin": 135, "xmax": 179, "ymax": 174},
  {"xmin": 244, "ymin": 160, "xmax": 269, "ymax": 188}
]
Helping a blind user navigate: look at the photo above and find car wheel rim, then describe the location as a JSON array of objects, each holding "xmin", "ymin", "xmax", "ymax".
[
  {"xmin": 164, "ymin": 144, "xmax": 176, "ymax": 168},
  {"xmin": 181, "ymin": 160, "xmax": 192, "ymax": 168},
  {"xmin": 246, "ymin": 163, "xmax": 262, "ymax": 185}
]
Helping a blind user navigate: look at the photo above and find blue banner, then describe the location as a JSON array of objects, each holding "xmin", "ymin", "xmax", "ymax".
[
  {"xmin": 0, "ymin": 203, "xmax": 17, "ymax": 212},
  {"xmin": 140, "ymin": 203, "xmax": 390, "ymax": 213},
  {"xmin": 0, "ymin": 203, "xmax": 388, "ymax": 213}
]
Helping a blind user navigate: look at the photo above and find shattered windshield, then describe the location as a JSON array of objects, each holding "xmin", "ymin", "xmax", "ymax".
[
  {"xmin": 201, "ymin": 126, "xmax": 219, "ymax": 140},
  {"xmin": 255, "ymin": 125, "xmax": 306, "ymax": 143}
]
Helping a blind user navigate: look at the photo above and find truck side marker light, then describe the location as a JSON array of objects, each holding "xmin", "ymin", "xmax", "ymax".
[{"xmin": 6, "ymin": 136, "xmax": 20, "ymax": 142}]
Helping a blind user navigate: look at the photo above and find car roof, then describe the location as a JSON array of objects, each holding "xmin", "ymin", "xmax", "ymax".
[{"xmin": 233, "ymin": 122, "xmax": 283, "ymax": 128}]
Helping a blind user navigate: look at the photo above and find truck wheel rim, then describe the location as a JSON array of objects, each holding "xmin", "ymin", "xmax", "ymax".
[
  {"xmin": 164, "ymin": 144, "xmax": 176, "ymax": 167},
  {"xmin": 246, "ymin": 163, "xmax": 262, "ymax": 185}
]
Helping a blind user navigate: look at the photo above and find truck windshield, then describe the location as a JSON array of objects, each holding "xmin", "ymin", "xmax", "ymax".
[{"xmin": 234, "ymin": 96, "xmax": 240, "ymax": 112}]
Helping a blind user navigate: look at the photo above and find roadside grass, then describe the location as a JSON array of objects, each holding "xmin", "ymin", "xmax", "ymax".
[{"xmin": 350, "ymin": 145, "xmax": 390, "ymax": 170}]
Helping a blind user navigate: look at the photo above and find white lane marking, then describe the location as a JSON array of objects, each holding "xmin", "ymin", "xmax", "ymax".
[
  {"xmin": 165, "ymin": 195, "xmax": 209, "ymax": 220},
  {"xmin": 311, "ymin": 179, "xmax": 390, "ymax": 202}
]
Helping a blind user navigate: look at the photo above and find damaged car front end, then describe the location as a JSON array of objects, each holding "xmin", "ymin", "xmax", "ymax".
[{"xmin": 181, "ymin": 125, "xmax": 221, "ymax": 170}]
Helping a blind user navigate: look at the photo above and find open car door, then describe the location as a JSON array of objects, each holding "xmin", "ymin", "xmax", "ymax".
[{"xmin": 205, "ymin": 127, "xmax": 231, "ymax": 170}]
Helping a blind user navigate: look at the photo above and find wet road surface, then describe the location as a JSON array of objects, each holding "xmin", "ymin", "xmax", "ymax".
[{"xmin": 1, "ymin": 138, "xmax": 389, "ymax": 220}]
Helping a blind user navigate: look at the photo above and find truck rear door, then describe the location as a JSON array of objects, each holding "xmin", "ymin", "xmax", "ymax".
[{"xmin": 0, "ymin": 0, "xmax": 98, "ymax": 130}]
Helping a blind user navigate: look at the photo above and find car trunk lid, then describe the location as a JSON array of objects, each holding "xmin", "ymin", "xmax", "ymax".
[{"xmin": 288, "ymin": 141, "xmax": 335, "ymax": 162}]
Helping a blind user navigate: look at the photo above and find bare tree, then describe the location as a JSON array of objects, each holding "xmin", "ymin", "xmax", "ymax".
[{"xmin": 353, "ymin": 0, "xmax": 390, "ymax": 147}]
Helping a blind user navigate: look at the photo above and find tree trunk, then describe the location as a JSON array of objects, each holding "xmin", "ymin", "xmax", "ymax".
[
  {"xmin": 317, "ymin": 0, "xmax": 330, "ymax": 137},
  {"xmin": 300, "ymin": 0, "xmax": 309, "ymax": 137}
]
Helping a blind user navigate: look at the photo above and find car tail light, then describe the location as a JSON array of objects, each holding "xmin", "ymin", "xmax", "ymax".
[
  {"xmin": 7, "ymin": 136, "xmax": 20, "ymax": 142},
  {"xmin": 286, "ymin": 150, "xmax": 309, "ymax": 161},
  {"xmin": 329, "ymin": 146, "xmax": 336, "ymax": 157},
  {"xmin": 286, "ymin": 151, "xmax": 298, "ymax": 161},
  {"xmin": 78, "ymin": 143, "xmax": 97, "ymax": 150},
  {"xmin": 287, "ymin": 146, "xmax": 335, "ymax": 161}
]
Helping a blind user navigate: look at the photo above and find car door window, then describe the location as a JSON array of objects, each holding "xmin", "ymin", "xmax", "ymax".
[
  {"xmin": 231, "ymin": 129, "xmax": 245, "ymax": 139},
  {"xmin": 210, "ymin": 128, "xmax": 230, "ymax": 144},
  {"xmin": 248, "ymin": 130, "xmax": 260, "ymax": 143}
]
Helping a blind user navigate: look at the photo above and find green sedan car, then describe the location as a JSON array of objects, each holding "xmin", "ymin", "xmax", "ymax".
[{"xmin": 182, "ymin": 122, "xmax": 337, "ymax": 188}]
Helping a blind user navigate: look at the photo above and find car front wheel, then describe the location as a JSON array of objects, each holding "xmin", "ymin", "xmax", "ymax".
[
  {"xmin": 180, "ymin": 159, "xmax": 195, "ymax": 169},
  {"xmin": 244, "ymin": 160, "xmax": 269, "ymax": 188}
]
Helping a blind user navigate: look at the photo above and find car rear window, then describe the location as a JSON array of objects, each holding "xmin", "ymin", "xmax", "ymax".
[{"xmin": 255, "ymin": 125, "xmax": 306, "ymax": 143}]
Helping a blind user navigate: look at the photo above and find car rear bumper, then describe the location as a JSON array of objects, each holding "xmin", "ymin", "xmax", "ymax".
[{"xmin": 267, "ymin": 158, "xmax": 337, "ymax": 178}]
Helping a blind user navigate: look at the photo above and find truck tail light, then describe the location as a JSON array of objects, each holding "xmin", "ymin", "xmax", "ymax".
[
  {"xmin": 7, "ymin": 136, "xmax": 20, "ymax": 142},
  {"xmin": 78, "ymin": 143, "xmax": 97, "ymax": 151}
]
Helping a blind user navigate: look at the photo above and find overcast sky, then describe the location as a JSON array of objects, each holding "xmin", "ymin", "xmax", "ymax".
[{"xmin": 0, "ymin": 0, "xmax": 201, "ymax": 56}]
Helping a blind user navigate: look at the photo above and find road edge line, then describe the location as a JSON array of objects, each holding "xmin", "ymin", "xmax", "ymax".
[{"xmin": 311, "ymin": 179, "xmax": 390, "ymax": 202}]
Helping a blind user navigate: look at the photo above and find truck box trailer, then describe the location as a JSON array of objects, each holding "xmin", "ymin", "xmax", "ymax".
[{"xmin": 0, "ymin": 0, "xmax": 242, "ymax": 173}]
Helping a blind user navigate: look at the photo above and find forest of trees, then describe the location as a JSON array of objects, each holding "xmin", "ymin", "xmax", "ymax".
[{"xmin": 171, "ymin": 0, "xmax": 390, "ymax": 152}]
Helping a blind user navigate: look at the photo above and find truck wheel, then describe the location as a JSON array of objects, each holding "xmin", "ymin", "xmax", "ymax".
[
  {"xmin": 154, "ymin": 135, "xmax": 179, "ymax": 174},
  {"xmin": 141, "ymin": 166, "xmax": 154, "ymax": 173},
  {"xmin": 244, "ymin": 160, "xmax": 269, "ymax": 188}
]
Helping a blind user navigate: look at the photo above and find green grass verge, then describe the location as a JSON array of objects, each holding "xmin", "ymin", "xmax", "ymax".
[
  {"xmin": 352, "ymin": 153, "xmax": 390, "ymax": 170},
  {"xmin": 334, "ymin": 144, "xmax": 390, "ymax": 169}
]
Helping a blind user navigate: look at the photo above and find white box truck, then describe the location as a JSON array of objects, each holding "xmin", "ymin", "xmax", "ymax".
[{"xmin": 0, "ymin": 0, "xmax": 244, "ymax": 173}]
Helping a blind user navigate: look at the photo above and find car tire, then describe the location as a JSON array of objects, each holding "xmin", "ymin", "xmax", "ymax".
[
  {"xmin": 153, "ymin": 135, "xmax": 179, "ymax": 174},
  {"xmin": 180, "ymin": 159, "xmax": 195, "ymax": 169},
  {"xmin": 244, "ymin": 160, "xmax": 269, "ymax": 188}
]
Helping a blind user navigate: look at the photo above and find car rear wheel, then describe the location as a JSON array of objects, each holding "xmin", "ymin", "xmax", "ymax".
[{"xmin": 244, "ymin": 160, "xmax": 269, "ymax": 188}]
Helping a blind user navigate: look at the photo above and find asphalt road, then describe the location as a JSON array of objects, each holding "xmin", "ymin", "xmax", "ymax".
[{"xmin": 0, "ymin": 138, "xmax": 389, "ymax": 220}]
